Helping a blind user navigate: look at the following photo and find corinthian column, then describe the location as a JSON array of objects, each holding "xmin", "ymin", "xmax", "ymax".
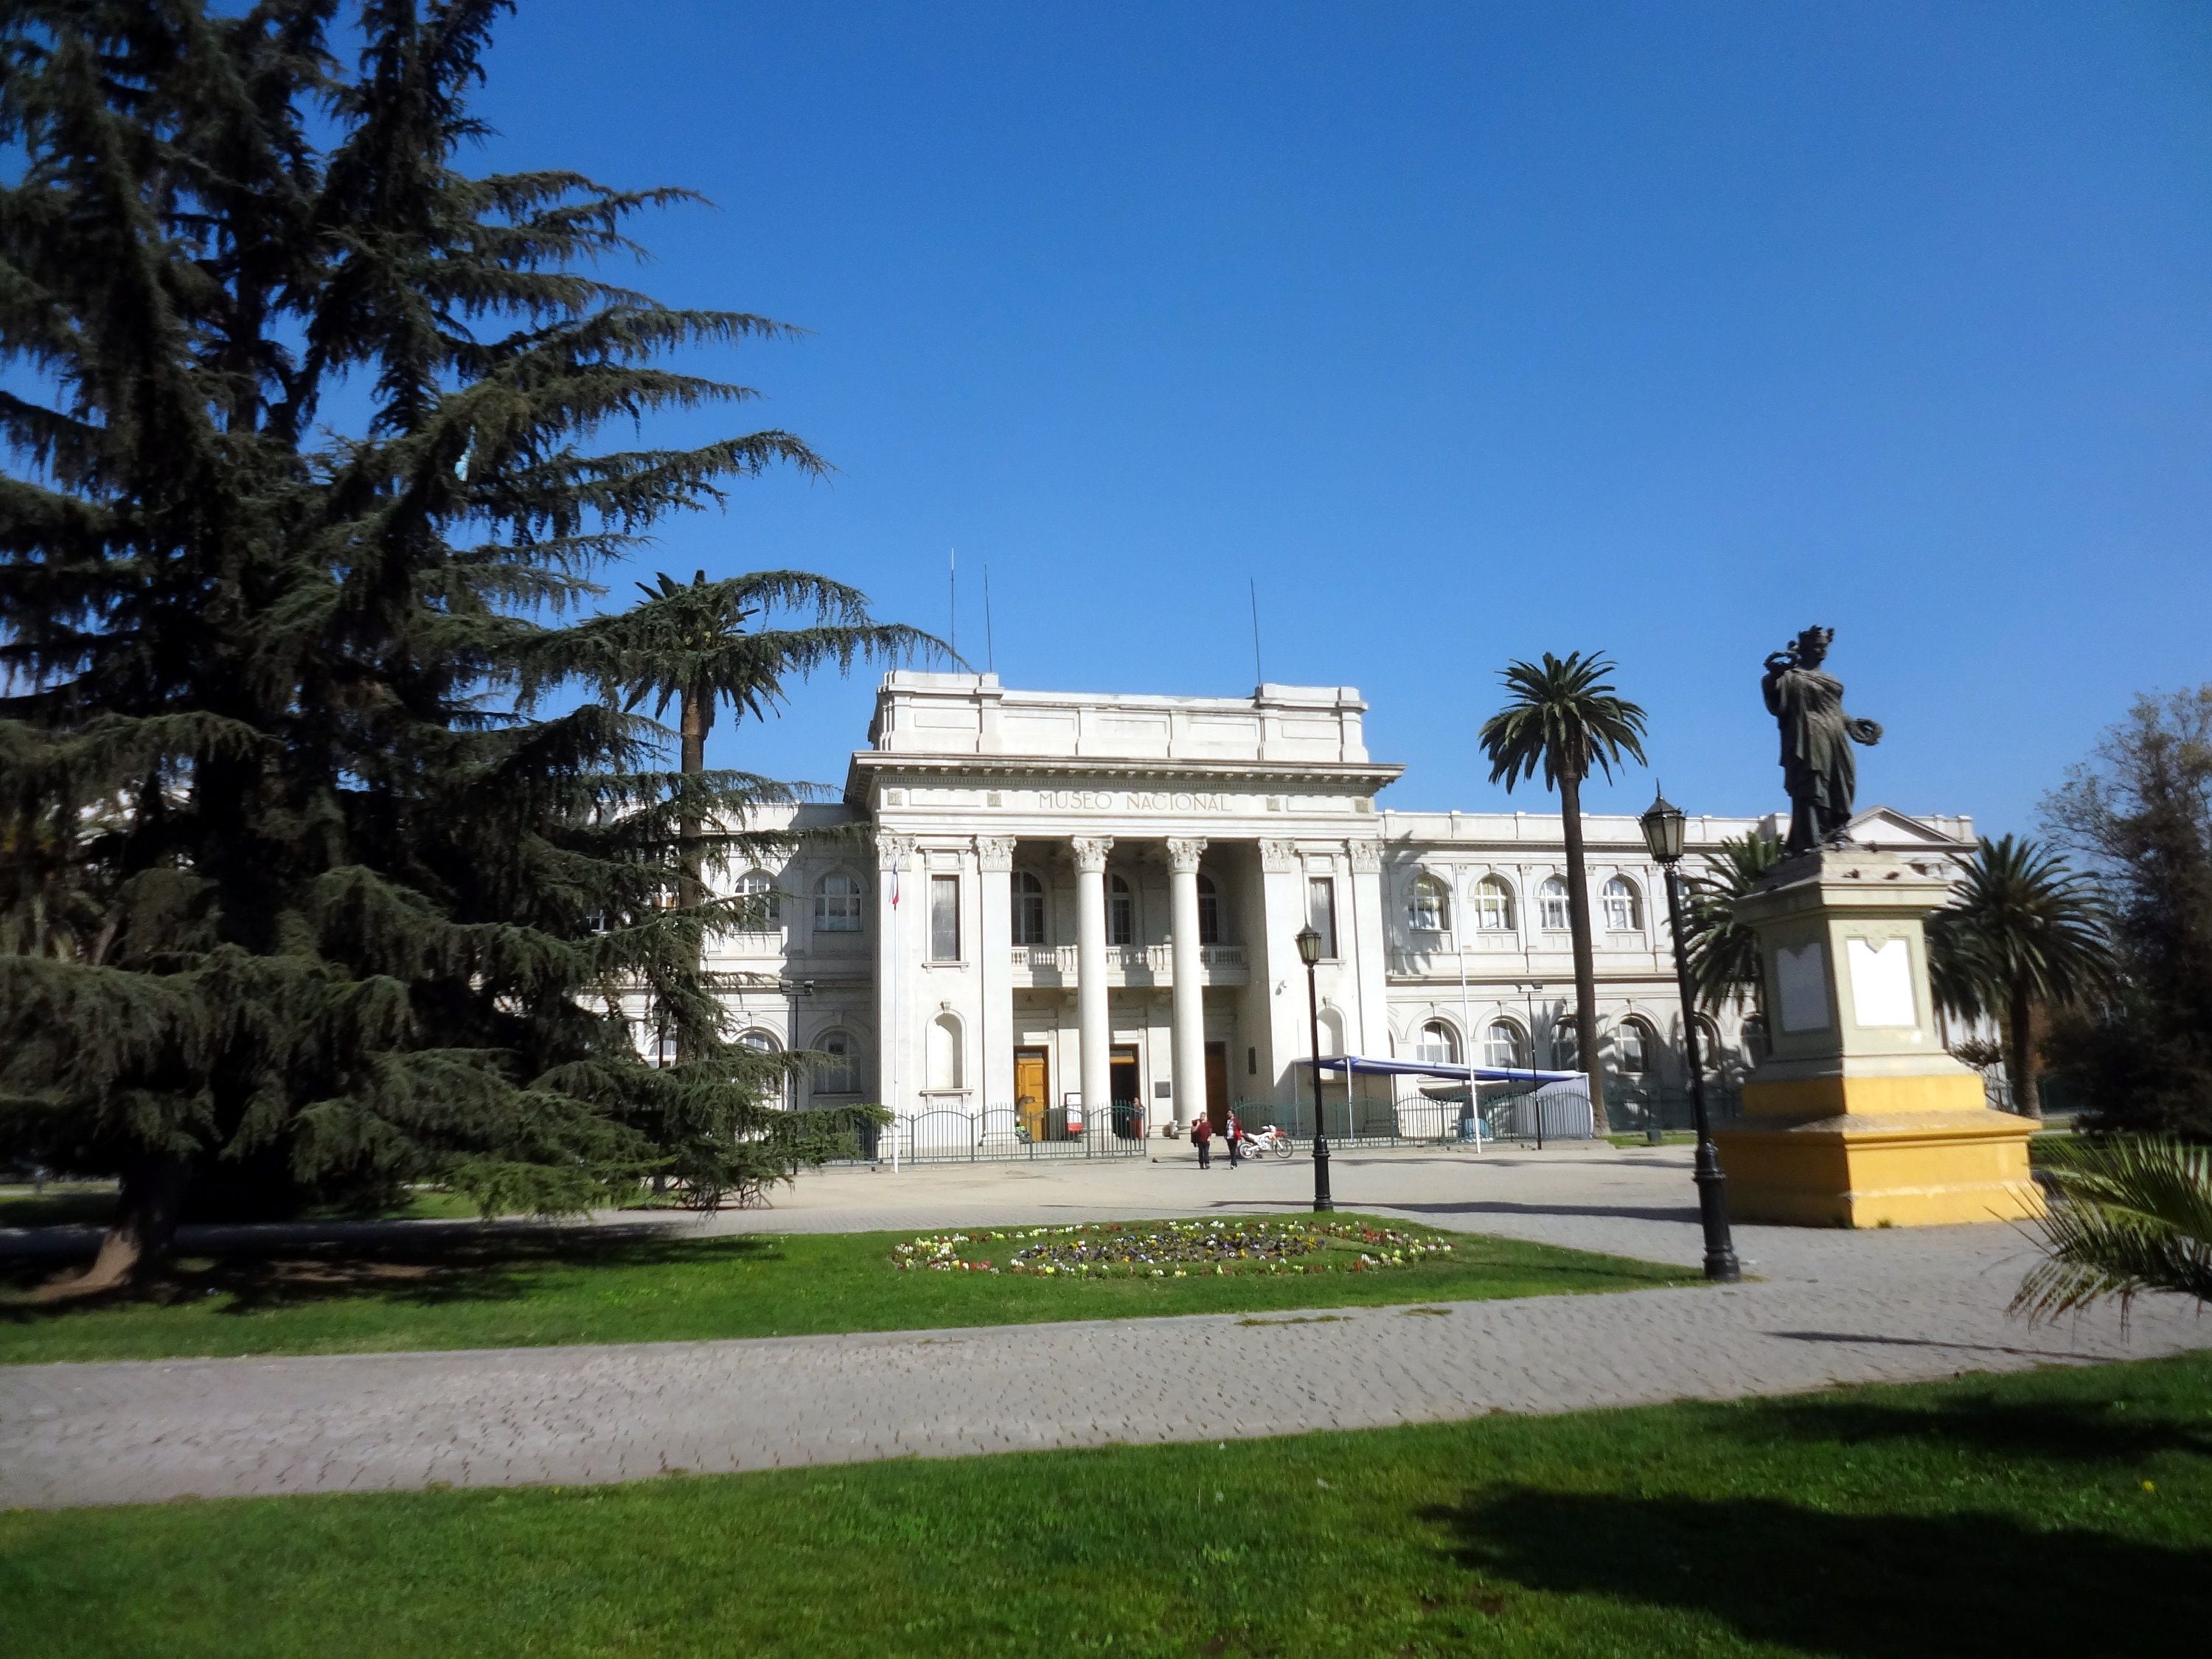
[
  {"xmin": 1166, "ymin": 837, "xmax": 1208, "ymax": 1131},
  {"xmin": 1071, "ymin": 835, "xmax": 1114, "ymax": 1122}
]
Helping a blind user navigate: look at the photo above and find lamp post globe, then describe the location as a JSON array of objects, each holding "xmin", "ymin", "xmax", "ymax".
[
  {"xmin": 1293, "ymin": 924, "xmax": 1333, "ymax": 1211},
  {"xmin": 1641, "ymin": 787, "xmax": 1741, "ymax": 1283}
]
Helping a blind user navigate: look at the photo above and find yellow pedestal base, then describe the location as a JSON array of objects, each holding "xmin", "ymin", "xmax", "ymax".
[{"xmin": 1714, "ymin": 1073, "xmax": 2044, "ymax": 1228}]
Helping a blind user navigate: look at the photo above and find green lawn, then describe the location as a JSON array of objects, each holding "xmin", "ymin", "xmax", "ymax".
[
  {"xmin": 0, "ymin": 1214, "xmax": 1686, "ymax": 1365},
  {"xmin": 5, "ymin": 1350, "xmax": 2206, "ymax": 1658}
]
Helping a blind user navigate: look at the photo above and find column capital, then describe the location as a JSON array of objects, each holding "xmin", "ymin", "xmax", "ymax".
[
  {"xmin": 1347, "ymin": 839, "xmax": 1382, "ymax": 874},
  {"xmin": 1070, "ymin": 835, "xmax": 1115, "ymax": 874},
  {"xmin": 874, "ymin": 832, "xmax": 917, "ymax": 872},
  {"xmin": 977, "ymin": 835, "xmax": 1016, "ymax": 873},
  {"xmin": 1259, "ymin": 838, "xmax": 1297, "ymax": 873},
  {"xmin": 1165, "ymin": 836, "xmax": 1208, "ymax": 874}
]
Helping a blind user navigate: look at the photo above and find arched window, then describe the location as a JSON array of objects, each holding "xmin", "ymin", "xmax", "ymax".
[
  {"xmin": 1408, "ymin": 872, "xmax": 1450, "ymax": 933},
  {"xmin": 737, "ymin": 869, "xmax": 780, "ymax": 926},
  {"xmin": 1483, "ymin": 1019, "xmax": 1526, "ymax": 1071},
  {"xmin": 737, "ymin": 1027, "xmax": 785, "ymax": 1105},
  {"xmin": 1694, "ymin": 1017, "xmax": 1724, "ymax": 1070},
  {"xmin": 1011, "ymin": 871, "xmax": 1046, "ymax": 945},
  {"xmin": 1108, "ymin": 874, "xmax": 1135, "ymax": 946},
  {"xmin": 814, "ymin": 871, "xmax": 863, "ymax": 932},
  {"xmin": 1316, "ymin": 1006, "xmax": 1346, "ymax": 1057},
  {"xmin": 1472, "ymin": 875, "xmax": 1516, "ymax": 931},
  {"xmin": 1415, "ymin": 1019, "xmax": 1461, "ymax": 1067},
  {"xmin": 1539, "ymin": 877, "xmax": 1571, "ymax": 932},
  {"xmin": 1197, "ymin": 874, "xmax": 1222, "ymax": 945},
  {"xmin": 648, "ymin": 1025, "xmax": 678, "ymax": 1068},
  {"xmin": 811, "ymin": 1029, "xmax": 857, "ymax": 1096},
  {"xmin": 1551, "ymin": 1018, "xmax": 1580, "ymax": 1071},
  {"xmin": 1613, "ymin": 1018, "xmax": 1653, "ymax": 1077},
  {"xmin": 1741, "ymin": 1014, "xmax": 1769, "ymax": 1064},
  {"xmin": 927, "ymin": 1012, "xmax": 963, "ymax": 1091},
  {"xmin": 1601, "ymin": 875, "xmax": 1643, "ymax": 932}
]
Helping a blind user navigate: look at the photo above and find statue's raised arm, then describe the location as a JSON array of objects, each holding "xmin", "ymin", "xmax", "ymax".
[{"xmin": 1764, "ymin": 625, "xmax": 1881, "ymax": 855}]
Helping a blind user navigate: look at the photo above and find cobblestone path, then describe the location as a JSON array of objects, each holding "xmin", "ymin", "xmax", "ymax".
[{"xmin": 4, "ymin": 1216, "xmax": 2206, "ymax": 1509}]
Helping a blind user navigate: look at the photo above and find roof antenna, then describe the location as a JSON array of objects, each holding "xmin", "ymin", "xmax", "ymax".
[
  {"xmin": 1249, "ymin": 577, "xmax": 1265, "ymax": 689},
  {"xmin": 947, "ymin": 548, "xmax": 957, "ymax": 662},
  {"xmin": 983, "ymin": 563, "xmax": 995, "ymax": 676}
]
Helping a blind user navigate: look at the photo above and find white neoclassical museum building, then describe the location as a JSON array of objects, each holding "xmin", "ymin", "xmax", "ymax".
[{"xmin": 686, "ymin": 672, "xmax": 1976, "ymax": 1144}]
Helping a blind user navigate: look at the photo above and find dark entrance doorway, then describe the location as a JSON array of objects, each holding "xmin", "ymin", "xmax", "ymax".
[
  {"xmin": 1110, "ymin": 1045, "xmax": 1142, "ymax": 1139},
  {"xmin": 1205, "ymin": 1040, "xmax": 1229, "ymax": 1133}
]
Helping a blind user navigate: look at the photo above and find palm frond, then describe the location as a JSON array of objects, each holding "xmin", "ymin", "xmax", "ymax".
[
  {"xmin": 1476, "ymin": 651, "xmax": 1648, "ymax": 793},
  {"xmin": 2012, "ymin": 1135, "xmax": 2212, "ymax": 1326}
]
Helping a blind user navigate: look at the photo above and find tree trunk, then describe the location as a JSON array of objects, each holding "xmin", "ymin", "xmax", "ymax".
[
  {"xmin": 2008, "ymin": 981, "xmax": 2041, "ymax": 1119},
  {"xmin": 672, "ymin": 682, "xmax": 709, "ymax": 1073},
  {"xmin": 1559, "ymin": 771, "xmax": 1610, "ymax": 1135},
  {"xmin": 70, "ymin": 1152, "xmax": 190, "ymax": 1293}
]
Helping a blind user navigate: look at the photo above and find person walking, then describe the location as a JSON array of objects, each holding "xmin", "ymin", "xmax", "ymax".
[
  {"xmin": 1224, "ymin": 1107, "xmax": 1242, "ymax": 1168},
  {"xmin": 1190, "ymin": 1112, "xmax": 1213, "ymax": 1169}
]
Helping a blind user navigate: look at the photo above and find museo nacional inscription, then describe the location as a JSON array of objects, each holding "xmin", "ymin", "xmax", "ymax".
[{"xmin": 1034, "ymin": 789, "xmax": 1231, "ymax": 813}]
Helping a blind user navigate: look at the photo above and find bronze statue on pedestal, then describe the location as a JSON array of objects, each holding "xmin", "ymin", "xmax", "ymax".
[{"xmin": 1763, "ymin": 626, "xmax": 1882, "ymax": 855}]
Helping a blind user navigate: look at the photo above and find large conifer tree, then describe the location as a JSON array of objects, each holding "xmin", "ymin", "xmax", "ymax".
[{"xmin": 0, "ymin": 1, "xmax": 890, "ymax": 1283}]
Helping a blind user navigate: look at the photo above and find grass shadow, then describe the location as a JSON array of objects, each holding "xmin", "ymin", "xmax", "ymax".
[
  {"xmin": 1427, "ymin": 1487, "xmax": 2209, "ymax": 1657},
  {"xmin": 0, "ymin": 1228, "xmax": 781, "ymax": 1324},
  {"xmin": 1726, "ymin": 1389, "xmax": 2212, "ymax": 1465}
]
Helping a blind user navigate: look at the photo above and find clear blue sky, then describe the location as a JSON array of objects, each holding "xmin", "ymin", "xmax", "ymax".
[{"xmin": 471, "ymin": 1, "xmax": 2211, "ymax": 833}]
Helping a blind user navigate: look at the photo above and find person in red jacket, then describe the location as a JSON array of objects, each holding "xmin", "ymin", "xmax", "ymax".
[
  {"xmin": 1189, "ymin": 1112, "xmax": 1213, "ymax": 1169},
  {"xmin": 1224, "ymin": 1107, "xmax": 1242, "ymax": 1167}
]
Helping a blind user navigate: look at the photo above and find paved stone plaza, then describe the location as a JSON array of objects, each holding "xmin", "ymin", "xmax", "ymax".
[{"xmin": 5, "ymin": 1144, "xmax": 2210, "ymax": 1510}]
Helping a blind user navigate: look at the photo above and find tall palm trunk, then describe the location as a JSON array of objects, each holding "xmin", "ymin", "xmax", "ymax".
[
  {"xmin": 2006, "ymin": 983, "xmax": 2042, "ymax": 1120},
  {"xmin": 1558, "ymin": 771, "xmax": 1610, "ymax": 1134}
]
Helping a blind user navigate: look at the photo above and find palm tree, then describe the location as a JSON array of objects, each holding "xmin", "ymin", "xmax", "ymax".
[
  {"xmin": 1478, "ymin": 652, "xmax": 1649, "ymax": 1133},
  {"xmin": 2013, "ymin": 1136, "xmax": 2212, "ymax": 1324},
  {"xmin": 538, "ymin": 571, "xmax": 949, "ymax": 1079},
  {"xmin": 1678, "ymin": 831, "xmax": 1784, "ymax": 1015},
  {"xmin": 549, "ymin": 569, "xmax": 950, "ymax": 907},
  {"xmin": 1927, "ymin": 835, "xmax": 2112, "ymax": 1119}
]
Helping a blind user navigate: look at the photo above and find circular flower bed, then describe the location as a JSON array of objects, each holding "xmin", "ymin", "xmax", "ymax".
[{"xmin": 889, "ymin": 1219, "xmax": 1455, "ymax": 1279}]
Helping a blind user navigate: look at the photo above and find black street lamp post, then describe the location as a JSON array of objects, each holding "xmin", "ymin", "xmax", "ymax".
[
  {"xmin": 1639, "ymin": 787, "xmax": 1742, "ymax": 1283},
  {"xmin": 1295, "ymin": 923, "xmax": 1335, "ymax": 1212}
]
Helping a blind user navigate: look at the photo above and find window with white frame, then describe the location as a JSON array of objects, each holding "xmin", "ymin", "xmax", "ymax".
[
  {"xmin": 1011, "ymin": 870, "xmax": 1046, "ymax": 946},
  {"xmin": 929, "ymin": 873, "xmax": 961, "ymax": 962},
  {"xmin": 1601, "ymin": 875, "xmax": 1643, "ymax": 932},
  {"xmin": 814, "ymin": 871, "xmax": 862, "ymax": 932},
  {"xmin": 736, "ymin": 869, "xmax": 779, "ymax": 927},
  {"xmin": 737, "ymin": 1028, "xmax": 785, "ymax": 1105},
  {"xmin": 1539, "ymin": 877, "xmax": 1571, "ymax": 932},
  {"xmin": 1551, "ymin": 1018, "xmax": 1580, "ymax": 1070},
  {"xmin": 812, "ymin": 1030, "xmax": 857, "ymax": 1096},
  {"xmin": 1614, "ymin": 1018, "xmax": 1652, "ymax": 1077},
  {"xmin": 1408, "ymin": 873, "xmax": 1450, "ymax": 933},
  {"xmin": 1108, "ymin": 874, "xmax": 1135, "ymax": 947},
  {"xmin": 1307, "ymin": 876, "xmax": 1338, "ymax": 959},
  {"xmin": 1484, "ymin": 1019, "xmax": 1526, "ymax": 1071},
  {"xmin": 1197, "ymin": 874, "xmax": 1222, "ymax": 945},
  {"xmin": 1415, "ymin": 1020, "xmax": 1460, "ymax": 1067},
  {"xmin": 1472, "ymin": 875, "xmax": 1515, "ymax": 931}
]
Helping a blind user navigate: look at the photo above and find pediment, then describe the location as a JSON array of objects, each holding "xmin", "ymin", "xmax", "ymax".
[{"xmin": 1845, "ymin": 806, "xmax": 1974, "ymax": 850}]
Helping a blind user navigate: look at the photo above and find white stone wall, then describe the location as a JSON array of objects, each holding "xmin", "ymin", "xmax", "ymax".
[{"xmin": 630, "ymin": 674, "xmax": 1978, "ymax": 1131}]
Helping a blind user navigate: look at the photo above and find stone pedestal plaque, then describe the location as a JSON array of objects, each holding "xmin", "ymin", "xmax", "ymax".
[{"xmin": 1714, "ymin": 846, "xmax": 2043, "ymax": 1228}]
